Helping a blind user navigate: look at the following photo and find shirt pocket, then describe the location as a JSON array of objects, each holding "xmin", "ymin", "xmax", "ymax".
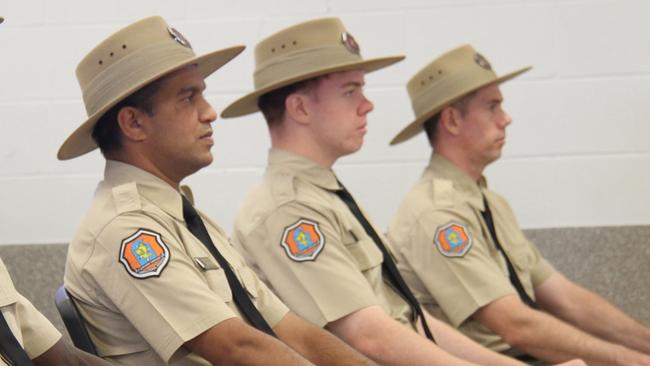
[
  {"xmin": 236, "ymin": 266, "xmax": 259, "ymax": 299},
  {"xmin": 343, "ymin": 236, "xmax": 384, "ymax": 272},
  {"xmin": 195, "ymin": 256, "xmax": 233, "ymax": 303},
  {"xmin": 506, "ymin": 239, "xmax": 535, "ymax": 272}
]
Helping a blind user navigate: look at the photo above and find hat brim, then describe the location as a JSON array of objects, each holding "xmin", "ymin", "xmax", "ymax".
[
  {"xmin": 221, "ymin": 55, "xmax": 405, "ymax": 118},
  {"xmin": 57, "ymin": 45, "xmax": 245, "ymax": 160},
  {"xmin": 389, "ymin": 66, "xmax": 532, "ymax": 146}
]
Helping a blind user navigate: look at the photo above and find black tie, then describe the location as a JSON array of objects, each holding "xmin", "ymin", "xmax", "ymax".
[
  {"xmin": 334, "ymin": 182, "xmax": 436, "ymax": 343},
  {"xmin": 0, "ymin": 312, "xmax": 34, "ymax": 366},
  {"xmin": 480, "ymin": 196, "xmax": 538, "ymax": 309},
  {"xmin": 181, "ymin": 196, "xmax": 276, "ymax": 336}
]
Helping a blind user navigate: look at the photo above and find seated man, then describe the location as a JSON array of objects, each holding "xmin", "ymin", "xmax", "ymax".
[
  {"xmin": 0, "ymin": 257, "xmax": 113, "ymax": 366},
  {"xmin": 0, "ymin": 16, "xmax": 112, "ymax": 366},
  {"xmin": 388, "ymin": 44, "xmax": 650, "ymax": 366},
  {"xmin": 60, "ymin": 16, "xmax": 377, "ymax": 366},
  {"xmin": 223, "ymin": 18, "xmax": 581, "ymax": 366}
]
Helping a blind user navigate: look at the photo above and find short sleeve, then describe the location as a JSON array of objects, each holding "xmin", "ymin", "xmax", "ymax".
[
  {"xmin": 404, "ymin": 209, "xmax": 515, "ymax": 327},
  {"xmin": 89, "ymin": 213, "xmax": 237, "ymax": 362},
  {"xmin": 15, "ymin": 293, "xmax": 62, "ymax": 359},
  {"xmin": 528, "ymin": 241, "xmax": 556, "ymax": 287},
  {"xmin": 234, "ymin": 202, "xmax": 379, "ymax": 327}
]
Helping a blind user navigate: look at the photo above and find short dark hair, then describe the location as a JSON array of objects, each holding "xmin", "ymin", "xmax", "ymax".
[
  {"xmin": 423, "ymin": 89, "xmax": 478, "ymax": 145},
  {"xmin": 257, "ymin": 76, "xmax": 325, "ymax": 128},
  {"xmin": 91, "ymin": 77, "xmax": 165, "ymax": 157}
]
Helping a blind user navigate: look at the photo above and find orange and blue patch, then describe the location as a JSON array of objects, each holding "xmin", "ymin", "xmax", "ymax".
[
  {"xmin": 119, "ymin": 229, "xmax": 170, "ymax": 279},
  {"xmin": 434, "ymin": 222, "xmax": 472, "ymax": 257},
  {"xmin": 281, "ymin": 219, "xmax": 325, "ymax": 262}
]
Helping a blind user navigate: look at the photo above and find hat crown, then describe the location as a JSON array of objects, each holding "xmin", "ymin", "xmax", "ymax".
[
  {"xmin": 407, "ymin": 44, "xmax": 495, "ymax": 103},
  {"xmin": 254, "ymin": 17, "xmax": 356, "ymax": 70},
  {"xmin": 251, "ymin": 17, "xmax": 364, "ymax": 90},
  {"xmin": 76, "ymin": 16, "xmax": 195, "ymax": 115}
]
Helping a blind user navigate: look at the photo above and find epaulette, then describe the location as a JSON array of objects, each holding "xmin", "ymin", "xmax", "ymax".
[
  {"xmin": 431, "ymin": 178, "xmax": 455, "ymax": 207},
  {"xmin": 111, "ymin": 182, "xmax": 142, "ymax": 214},
  {"xmin": 270, "ymin": 170, "xmax": 296, "ymax": 206}
]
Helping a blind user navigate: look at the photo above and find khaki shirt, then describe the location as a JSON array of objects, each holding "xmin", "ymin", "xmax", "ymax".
[
  {"xmin": 388, "ymin": 154, "xmax": 555, "ymax": 353},
  {"xmin": 232, "ymin": 149, "xmax": 413, "ymax": 328},
  {"xmin": 64, "ymin": 161, "xmax": 288, "ymax": 365},
  {"xmin": 0, "ymin": 258, "xmax": 61, "ymax": 365}
]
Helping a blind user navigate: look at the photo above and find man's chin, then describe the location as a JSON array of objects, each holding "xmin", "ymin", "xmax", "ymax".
[
  {"xmin": 483, "ymin": 150, "xmax": 502, "ymax": 167},
  {"xmin": 189, "ymin": 154, "xmax": 214, "ymax": 173},
  {"xmin": 201, "ymin": 155, "xmax": 214, "ymax": 168}
]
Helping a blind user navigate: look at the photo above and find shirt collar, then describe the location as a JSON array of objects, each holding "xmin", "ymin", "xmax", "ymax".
[
  {"xmin": 267, "ymin": 148, "xmax": 341, "ymax": 191},
  {"xmin": 427, "ymin": 153, "xmax": 488, "ymax": 211},
  {"xmin": 103, "ymin": 160, "xmax": 185, "ymax": 222}
]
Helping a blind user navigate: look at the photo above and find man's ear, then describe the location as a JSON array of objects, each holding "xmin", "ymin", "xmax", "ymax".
[
  {"xmin": 117, "ymin": 106, "xmax": 148, "ymax": 142},
  {"xmin": 439, "ymin": 106, "xmax": 462, "ymax": 136},
  {"xmin": 284, "ymin": 92, "xmax": 311, "ymax": 125}
]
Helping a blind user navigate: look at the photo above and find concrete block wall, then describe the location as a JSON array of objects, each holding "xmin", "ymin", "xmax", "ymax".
[{"xmin": 1, "ymin": 0, "xmax": 649, "ymax": 246}]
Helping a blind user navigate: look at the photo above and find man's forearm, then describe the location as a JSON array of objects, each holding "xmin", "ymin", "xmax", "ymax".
[
  {"xmin": 186, "ymin": 318, "xmax": 314, "ymax": 366},
  {"xmin": 550, "ymin": 286, "xmax": 650, "ymax": 354},
  {"xmin": 497, "ymin": 307, "xmax": 648, "ymax": 366},
  {"xmin": 33, "ymin": 340, "xmax": 114, "ymax": 366},
  {"xmin": 275, "ymin": 312, "xmax": 377, "ymax": 366},
  {"xmin": 420, "ymin": 311, "xmax": 526, "ymax": 366},
  {"xmin": 326, "ymin": 306, "xmax": 482, "ymax": 366}
]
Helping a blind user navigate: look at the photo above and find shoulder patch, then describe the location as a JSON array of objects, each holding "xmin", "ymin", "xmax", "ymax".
[
  {"xmin": 281, "ymin": 219, "xmax": 324, "ymax": 262},
  {"xmin": 119, "ymin": 229, "xmax": 170, "ymax": 279},
  {"xmin": 434, "ymin": 222, "xmax": 472, "ymax": 257}
]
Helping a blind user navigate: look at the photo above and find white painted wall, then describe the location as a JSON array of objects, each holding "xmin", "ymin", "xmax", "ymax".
[{"xmin": 0, "ymin": 0, "xmax": 648, "ymax": 245}]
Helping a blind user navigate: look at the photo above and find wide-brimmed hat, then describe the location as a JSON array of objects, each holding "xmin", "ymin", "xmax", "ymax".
[
  {"xmin": 390, "ymin": 44, "xmax": 531, "ymax": 145},
  {"xmin": 57, "ymin": 16, "xmax": 245, "ymax": 160},
  {"xmin": 221, "ymin": 17, "xmax": 404, "ymax": 118}
]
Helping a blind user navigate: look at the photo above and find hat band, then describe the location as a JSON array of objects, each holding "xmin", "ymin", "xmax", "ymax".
[
  {"xmin": 83, "ymin": 42, "xmax": 195, "ymax": 115},
  {"xmin": 411, "ymin": 68, "xmax": 497, "ymax": 117},
  {"xmin": 254, "ymin": 46, "xmax": 362, "ymax": 89}
]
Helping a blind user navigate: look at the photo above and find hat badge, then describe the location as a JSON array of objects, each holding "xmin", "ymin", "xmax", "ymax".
[
  {"xmin": 474, "ymin": 52, "xmax": 492, "ymax": 70},
  {"xmin": 341, "ymin": 31, "xmax": 360, "ymax": 55},
  {"xmin": 168, "ymin": 26, "xmax": 192, "ymax": 49}
]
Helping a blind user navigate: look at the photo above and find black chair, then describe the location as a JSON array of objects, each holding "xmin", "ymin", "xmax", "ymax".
[{"xmin": 54, "ymin": 286, "xmax": 98, "ymax": 355}]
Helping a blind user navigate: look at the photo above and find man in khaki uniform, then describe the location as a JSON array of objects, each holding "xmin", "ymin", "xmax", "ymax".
[
  {"xmin": 0, "ymin": 16, "xmax": 115, "ymax": 366},
  {"xmin": 0, "ymin": 258, "xmax": 115, "ymax": 366},
  {"xmin": 223, "ymin": 18, "xmax": 580, "ymax": 366},
  {"xmin": 388, "ymin": 44, "xmax": 650, "ymax": 366},
  {"xmin": 60, "ymin": 16, "xmax": 377, "ymax": 366}
]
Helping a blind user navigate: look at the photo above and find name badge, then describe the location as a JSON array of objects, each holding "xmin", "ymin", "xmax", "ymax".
[{"xmin": 194, "ymin": 257, "xmax": 219, "ymax": 271}]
